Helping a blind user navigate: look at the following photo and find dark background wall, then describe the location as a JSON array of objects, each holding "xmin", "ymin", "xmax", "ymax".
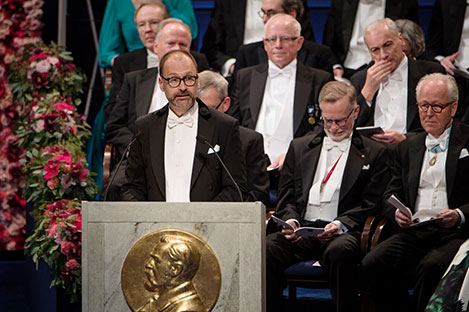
[{"xmin": 41, "ymin": 0, "xmax": 436, "ymax": 125}]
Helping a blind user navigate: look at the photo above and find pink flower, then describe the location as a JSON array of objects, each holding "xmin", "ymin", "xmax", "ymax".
[
  {"xmin": 53, "ymin": 102, "xmax": 74, "ymax": 113},
  {"xmin": 47, "ymin": 224, "xmax": 58, "ymax": 236},
  {"xmin": 60, "ymin": 174, "xmax": 72, "ymax": 189},
  {"xmin": 35, "ymin": 59, "xmax": 50, "ymax": 73},
  {"xmin": 60, "ymin": 241, "xmax": 75, "ymax": 255},
  {"xmin": 47, "ymin": 178, "xmax": 58, "ymax": 189},
  {"xmin": 65, "ymin": 259, "xmax": 80, "ymax": 271},
  {"xmin": 44, "ymin": 159, "xmax": 59, "ymax": 179}
]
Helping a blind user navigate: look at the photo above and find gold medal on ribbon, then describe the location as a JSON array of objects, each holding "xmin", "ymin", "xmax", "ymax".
[{"xmin": 308, "ymin": 116, "xmax": 316, "ymax": 125}]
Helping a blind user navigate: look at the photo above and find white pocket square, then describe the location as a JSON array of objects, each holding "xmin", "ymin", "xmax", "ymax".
[
  {"xmin": 460, "ymin": 148, "xmax": 469, "ymax": 159},
  {"xmin": 208, "ymin": 144, "xmax": 220, "ymax": 154},
  {"xmin": 362, "ymin": 164, "xmax": 370, "ymax": 170}
]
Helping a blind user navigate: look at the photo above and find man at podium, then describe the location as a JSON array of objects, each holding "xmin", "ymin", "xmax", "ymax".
[{"xmin": 122, "ymin": 50, "xmax": 247, "ymax": 202}]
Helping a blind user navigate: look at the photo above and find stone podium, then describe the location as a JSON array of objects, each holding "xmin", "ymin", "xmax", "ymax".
[{"xmin": 82, "ymin": 201, "xmax": 265, "ymax": 311}]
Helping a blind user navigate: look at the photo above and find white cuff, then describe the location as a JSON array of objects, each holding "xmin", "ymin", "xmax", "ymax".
[
  {"xmin": 286, "ymin": 219, "xmax": 300, "ymax": 228},
  {"xmin": 221, "ymin": 58, "xmax": 236, "ymax": 77},
  {"xmin": 456, "ymin": 208, "xmax": 466, "ymax": 227},
  {"xmin": 331, "ymin": 220, "xmax": 348, "ymax": 234}
]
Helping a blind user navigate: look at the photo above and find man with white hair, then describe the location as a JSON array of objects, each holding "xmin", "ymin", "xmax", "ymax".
[
  {"xmin": 231, "ymin": 13, "xmax": 332, "ymax": 172},
  {"xmin": 351, "ymin": 18, "xmax": 444, "ymax": 144},
  {"xmin": 361, "ymin": 73, "xmax": 469, "ymax": 312}
]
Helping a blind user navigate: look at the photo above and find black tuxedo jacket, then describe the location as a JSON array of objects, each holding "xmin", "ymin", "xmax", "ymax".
[
  {"xmin": 233, "ymin": 40, "xmax": 338, "ymax": 78},
  {"xmin": 239, "ymin": 126, "xmax": 270, "ymax": 205},
  {"xmin": 322, "ymin": 0, "xmax": 419, "ymax": 65},
  {"xmin": 275, "ymin": 129, "xmax": 390, "ymax": 231},
  {"xmin": 106, "ymin": 67, "xmax": 159, "ymax": 157},
  {"xmin": 200, "ymin": 0, "xmax": 315, "ymax": 70},
  {"xmin": 231, "ymin": 62, "xmax": 333, "ymax": 138},
  {"xmin": 382, "ymin": 123, "xmax": 469, "ymax": 232},
  {"xmin": 425, "ymin": 0, "xmax": 467, "ymax": 60},
  {"xmin": 350, "ymin": 58, "xmax": 445, "ymax": 131},
  {"xmin": 105, "ymin": 48, "xmax": 209, "ymax": 117},
  {"xmin": 122, "ymin": 99, "xmax": 248, "ymax": 202}
]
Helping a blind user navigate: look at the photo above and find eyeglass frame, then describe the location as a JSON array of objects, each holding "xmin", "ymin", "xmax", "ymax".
[
  {"xmin": 214, "ymin": 97, "xmax": 226, "ymax": 111},
  {"xmin": 257, "ymin": 8, "xmax": 284, "ymax": 19},
  {"xmin": 160, "ymin": 75, "xmax": 198, "ymax": 88},
  {"xmin": 416, "ymin": 101, "xmax": 455, "ymax": 113},
  {"xmin": 321, "ymin": 107, "xmax": 355, "ymax": 128},
  {"xmin": 264, "ymin": 35, "xmax": 299, "ymax": 45}
]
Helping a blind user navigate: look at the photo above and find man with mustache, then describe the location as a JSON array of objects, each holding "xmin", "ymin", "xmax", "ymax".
[{"xmin": 122, "ymin": 50, "xmax": 247, "ymax": 202}]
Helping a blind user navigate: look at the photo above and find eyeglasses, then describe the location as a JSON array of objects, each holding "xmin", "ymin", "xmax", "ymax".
[
  {"xmin": 258, "ymin": 9, "xmax": 284, "ymax": 19},
  {"xmin": 161, "ymin": 75, "xmax": 198, "ymax": 88},
  {"xmin": 416, "ymin": 101, "xmax": 454, "ymax": 113},
  {"xmin": 214, "ymin": 98, "xmax": 225, "ymax": 110},
  {"xmin": 264, "ymin": 35, "xmax": 298, "ymax": 45},
  {"xmin": 321, "ymin": 108, "xmax": 354, "ymax": 127}
]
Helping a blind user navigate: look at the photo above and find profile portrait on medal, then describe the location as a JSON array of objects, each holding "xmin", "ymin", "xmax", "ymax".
[
  {"xmin": 137, "ymin": 235, "xmax": 205, "ymax": 312},
  {"xmin": 121, "ymin": 229, "xmax": 221, "ymax": 312}
]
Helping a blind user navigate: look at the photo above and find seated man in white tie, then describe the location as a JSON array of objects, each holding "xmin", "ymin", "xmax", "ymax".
[
  {"xmin": 121, "ymin": 50, "xmax": 247, "ymax": 202},
  {"xmin": 350, "ymin": 18, "xmax": 444, "ymax": 144},
  {"xmin": 266, "ymin": 81, "xmax": 390, "ymax": 312},
  {"xmin": 361, "ymin": 73, "xmax": 469, "ymax": 312}
]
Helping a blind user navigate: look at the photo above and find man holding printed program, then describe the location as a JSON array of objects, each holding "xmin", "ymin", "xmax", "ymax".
[
  {"xmin": 361, "ymin": 73, "xmax": 469, "ymax": 312},
  {"xmin": 266, "ymin": 81, "xmax": 389, "ymax": 312}
]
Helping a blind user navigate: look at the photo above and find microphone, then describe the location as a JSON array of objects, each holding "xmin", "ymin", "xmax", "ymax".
[
  {"xmin": 196, "ymin": 135, "xmax": 243, "ymax": 202},
  {"xmin": 103, "ymin": 132, "xmax": 141, "ymax": 201}
]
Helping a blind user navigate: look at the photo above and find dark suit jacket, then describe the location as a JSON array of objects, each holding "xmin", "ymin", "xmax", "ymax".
[
  {"xmin": 231, "ymin": 62, "xmax": 333, "ymax": 138},
  {"xmin": 322, "ymin": 0, "xmax": 419, "ymax": 65},
  {"xmin": 233, "ymin": 40, "xmax": 338, "ymax": 78},
  {"xmin": 274, "ymin": 129, "xmax": 390, "ymax": 231},
  {"xmin": 106, "ymin": 48, "xmax": 209, "ymax": 117},
  {"xmin": 122, "ymin": 99, "xmax": 248, "ymax": 202},
  {"xmin": 425, "ymin": 0, "xmax": 467, "ymax": 61},
  {"xmin": 350, "ymin": 58, "xmax": 445, "ymax": 131},
  {"xmin": 200, "ymin": 0, "xmax": 315, "ymax": 70},
  {"xmin": 106, "ymin": 67, "xmax": 159, "ymax": 158},
  {"xmin": 239, "ymin": 126, "xmax": 270, "ymax": 205},
  {"xmin": 382, "ymin": 122, "xmax": 469, "ymax": 233}
]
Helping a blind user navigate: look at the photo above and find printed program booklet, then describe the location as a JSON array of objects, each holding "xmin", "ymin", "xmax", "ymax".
[
  {"xmin": 270, "ymin": 215, "xmax": 325, "ymax": 237},
  {"xmin": 388, "ymin": 195, "xmax": 443, "ymax": 227}
]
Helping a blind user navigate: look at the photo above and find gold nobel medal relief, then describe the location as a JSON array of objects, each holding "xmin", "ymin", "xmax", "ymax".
[
  {"xmin": 121, "ymin": 229, "xmax": 221, "ymax": 312},
  {"xmin": 308, "ymin": 116, "xmax": 316, "ymax": 125}
]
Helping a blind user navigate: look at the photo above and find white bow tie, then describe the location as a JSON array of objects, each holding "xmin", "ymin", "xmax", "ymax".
[
  {"xmin": 167, "ymin": 115, "xmax": 193, "ymax": 129},
  {"xmin": 268, "ymin": 66, "xmax": 293, "ymax": 78},
  {"xmin": 323, "ymin": 136, "xmax": 349, "ymax": 152},
  {"xmin": 425, "ymin": 133, "xmax": 448, "ymax": 153}
]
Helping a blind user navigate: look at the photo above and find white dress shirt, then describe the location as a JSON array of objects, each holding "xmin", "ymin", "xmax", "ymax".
[
  {"xmin": 148, "ymin": 73, "xmax": 168, "ymax": 113},
  {"xmin": 164, "ymin": 102, "xmax": 199, "ymax": 202},
  {"xmin": 344, "ymin": 0, "xmax": 385, "ymax": 69},
  {"xmin": 457, "ymin": 1, "xmax": 469, "ymax": 68},
  {"xmin": 374, "ymin": 55, "xmax": 408, "ymax": 133},
  {"xmin": 256, "ymin": 59, "xmax": 296, "ymax": 162},
  {"xmin": 243, "ymin": 0, "xmax": 264, "ymax": 44},
  {"xmin": 147, "ymin": 49, "xmax": 158, "ymax": 68},
  {"xmin": 304, "ymin": 135, "xmax": 352, "ymax": 233}
]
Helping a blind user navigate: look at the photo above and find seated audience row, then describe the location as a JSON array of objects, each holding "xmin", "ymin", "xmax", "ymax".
[{"xmin": 101, "ymin": 2, "xmax": 469, "ymax": 311}]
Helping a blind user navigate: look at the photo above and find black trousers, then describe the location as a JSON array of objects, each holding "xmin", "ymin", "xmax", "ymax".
[
  {"xmin": 361, "ymin": 225, "xmax": 466, "ymax": 312},
  {"xmin": 266, "ymin": 230, "xmax": 361, "ymax": 312}
]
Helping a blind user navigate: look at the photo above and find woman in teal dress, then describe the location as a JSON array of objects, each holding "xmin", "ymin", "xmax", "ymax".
[{"xmin": 98, "ymin": 0, "xmax": 198, "ymax": 68}]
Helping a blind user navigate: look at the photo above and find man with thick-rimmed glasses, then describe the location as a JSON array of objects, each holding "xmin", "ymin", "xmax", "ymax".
[
  {"xmin": 266, "ymin": 81, "xmax": 390, "ymax": 312},
  {"xmin": 362, "ymin": 73, "xmax": 469, "ymax": 312},
  {"xmin": 121, "ymin": 50, "xmax": 247, "ymax": 202}
]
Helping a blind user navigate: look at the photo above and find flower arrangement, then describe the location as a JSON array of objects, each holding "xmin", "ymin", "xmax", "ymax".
[
  {"xmin": 22, "ymin": 144, "xmax": 98, "ymax": 207},
  {"xmin": 16, "ymin": 94, "xmax": 90, "ymax": 150},
  {"xmin": 0, "ymin": 0, "xmax": 44, "ymax": 251},
  {"xmin": 2, "ymin": 0, "xmax": 99, "ymax": 302},
  {"xmin": 26, "ymin": 199, "xmax": 82, "ymax": 302},
  {"xmin": 8, "ymin": 42, "xmax": 86, "ymax": 102}
]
